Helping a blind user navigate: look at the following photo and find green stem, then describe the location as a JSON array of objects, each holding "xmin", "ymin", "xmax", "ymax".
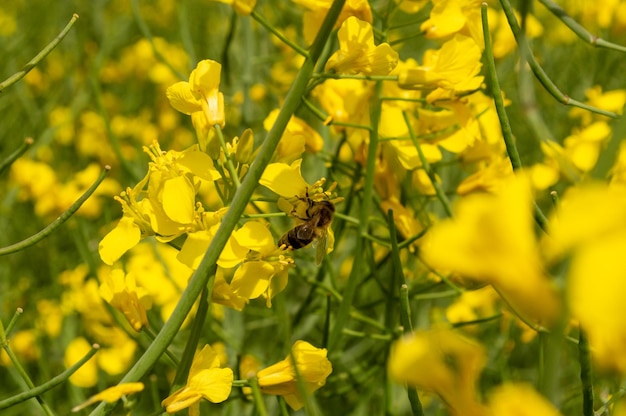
[
  {"xmin": 578, "ymin": 329, "xmax": 594, "ymax": 416},
  {"xmin": 402, "ymin": 111, "xmax": 453, "ymax": 217},
  {"xmin": 0, "ymin": 138, "xmax": 34, "ymax": 176},
  {"xmin": 250, "ymin": 10, "xmax": 309, "ymax": 57},
  {"xmin": 0, "ymin": 344, "xmax": 99, "ymax": 411},
  {"xmin": 498, "ymin": 0, "xmax": 618, "ymax": 118},
  {"xmin": 328, "ymin": 76, "xmax": 382, "ymax": 351},
  {"xmin": 131, "ymin": 0, "xmax": 186, "ymax": 80},
  {"xmin": 0, "ymin": 166, "xmax": 110, "ymax": 256},
  {"xmin": 481, "ymin": 4, "xmax": 549, "ymax": 231},
  {"xmin": 214, "ymin": 124, "xmax": 241, "ymax": 189},
  {"xmin": 0, "ymin": 14, "xmax": 79, "ymax": 92},
  {"xmin": 89, "ymin": 2, "xmax": 346, "ymax": 414},
  {"xmin": 538, "ymin": 0, "xmax": 626, "ymax": 53},
  {"xmin": 249, "ymin": 378, "xmax": 269, "ymax": 416},
  {"xmin": 4, "ymin": 308, "xmax": 24, "ymax": 337}
]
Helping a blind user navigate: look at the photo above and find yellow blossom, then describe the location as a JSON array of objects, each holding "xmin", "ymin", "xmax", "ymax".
[
  {"xmin": 211, "ymin": 0, "xmax": 256, "ymax": 15},
  {"xmin": 421, "ymin": 0, "xmax": 483, "ymax": 47},
  {"xmin": 65, "ymin": 338, "xmax": 98, "ymax": 388},
  {"xmin": 388, "ymin": 329, "xmax": 488, "ymax": 416},
  {"xmin": 569, "ymin": 86, "xmax": 626, "ymax": 125},
  {"xmin": 71, "ymin": 382, "xmax": 145, "ymax": 412},
  {"xmin": 292, "ymin": 0, "xmax": 373, "ymax": 44},
  {"xmin": 162, "ymin": 345, "xmax": 233, "ymax": 413},
  {"xmin": 487, "ymin": 383, "xmax": 562, "ymax": 416},
  {"xmin": 264, "ymin": 109, "xmax": 324, "ymax": 157},
  {"xmin": 398, "ymin": 34, "xmax": 484, "ymax": 102},
  {"xmin": 257, "ymin": 340, "xmax": 332, "ymax": 410},
  {"xmin": 167, "ymin": 60, "xmax": 225, "ymax": 149},
  {"xmin": 422, "ymin": 175, "xmax": 560, "ymax": 324},
  {"xmin": 542, "ymin": 183, "xmax": 626, "ymax": 373},
  {"xmin": 260, "ymin": 160, "xmax": 310, "ymax": 198},
  {"xmin": 99, "ymin": 269, "xmax": 152, "ymax": 331},
  {"xmin": 326, "ymin": 17, "xmax": 398, "ymax": 75}
]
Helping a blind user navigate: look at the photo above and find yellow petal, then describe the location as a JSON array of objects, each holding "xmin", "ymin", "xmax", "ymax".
[
  {"xmin": 162, "ymin": 176, "xmax": 196, "ymax": 224},
  {"xmin": 99, "ymin": 216, "xmax": 141, "ymax": 265},
  {"xmin": 230, "ymin": 261, "xmax": 274, "ymax": 299},
  {"xmin": 260, "ymin": 161, "xmax": 309, "ymax": 197},
  {"xmin": 166, "ymin": 81, "xmax": 202, "ymax": 114}
]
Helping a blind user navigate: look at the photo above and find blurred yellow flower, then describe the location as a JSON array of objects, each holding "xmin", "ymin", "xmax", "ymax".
[
  {"xmin": 257, "ymin": 340, "xmax": 332, "ymax": 410},
  {"xmin": 99, "ymin": 269, "xmax": 152, "ymax": 331},
  {"xmin": 388, "ymin": 329, "xmax": 488, "ymax": 416},
  {"xmin": 542, "ymin": 183, "xmax": 626, "ymax": 373},
  {"xmin": 398, "ymin": 34, "xmax": 484, "ymax": 102},
  {"xmin": 293, "ymin": 0, "xmax": 373, "ymax": 44},
  {"xmin": 326, "ymin": 17, "xmax": 398, "ymax": 75},
  {"xmin": 422, "ymin": 175, "xmax": 560, "ymax": 324},
  {"xmin": 212, "ymin": 0, "xmax": 256, "ymax": 15},
  {"xmin": 65, "ymin": 338, "xmax": 98, "ymax": 388},
  {"xmin": 162, "ymin": 345, "xmax": 233, "ymax": 413},
  {"xmin": 487, "ymin": 383, "xmax": 562, "ymax": 416},
  {"xmin": 71, "ymin": 382, "xmax": 144, "ymax": 412}
]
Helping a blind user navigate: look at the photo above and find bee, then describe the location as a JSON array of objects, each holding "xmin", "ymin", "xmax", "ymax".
[{"xmin": 278, "ymin": 192, "xmax": 335, "ymax": 265}]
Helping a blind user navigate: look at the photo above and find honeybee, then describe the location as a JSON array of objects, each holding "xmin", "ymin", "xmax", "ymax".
[{"xmin": 278, "ymin": 193, "xmax": 335, "ymax": 265}]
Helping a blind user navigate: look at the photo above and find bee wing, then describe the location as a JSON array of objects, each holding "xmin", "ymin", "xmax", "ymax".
[{"xmin": 313, "ymin": 231, "xmax": 328, "ymax": 265}]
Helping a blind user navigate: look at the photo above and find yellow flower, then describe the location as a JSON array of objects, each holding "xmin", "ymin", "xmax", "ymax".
[
  {"xmin": 71, "ymin": 382, "xmax": 144, "ymax": 412},
  {"xmin": 569, "ymin": 86, "xmax": 626, "ymax": 126},
  {"xmin": 422, "ymin": 175, "xmax": 560, "ymax": 324},
  {"xmin": 542, "ymin": 183, "xmax": 626, "ymax": 373},
  {"xmin": 65, "ymin": 338, "xmax": 98, "ymax": 388},
  {"xmin": 421, "ymin": 0, "xmax": 483, "ymax": 47},
  {"xmin": 228, "ymin": 221, "xmax": 295, "ymax": 306},
  {"xmin": 166, "ymin": 60, "xmax": 225, "ymax": 147},
  {"xmin": 388, "ymin": 329, "xmax": 488, "ymax": 416},
  {"xmin": 326, "ymin": 17, "xmax": 398, "ymax": 75},
  {"xmin": 260, "ymin": 160, "xmax": 310, "ymax": 199},
  {"xmin": 398, "ymin": 34, "xmax": 484, "ymax": 102},
  {"xmin": 264, "ymin": 109, "xmax": 324, "ymax": 158},
  {"xmin": 99, "ymin": 141, "xmax": 220, "ymax": 265},
  {"xmin": 162, "ymin": 345, "xmax": 233, "ymax": 413},
  {"xmin": 487, "ymin": 383, "xmax": 562, "ymax": 416},
  {"xmin": 292, "ymin": 0, "xmax": 373, "ymax": 45},
  {"xmin": 99, "ymin": 269, "xmax": 152, "ymax": 331},
  {"xmin": 211, "ymin": 0, "xmax": 256, "ymax": 15},
  {"xmin": 257, "ymin": 340, "xmax": 332, "ymax": 410}
]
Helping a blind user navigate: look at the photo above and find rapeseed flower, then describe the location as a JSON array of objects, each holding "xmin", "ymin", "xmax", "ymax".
[
  {"xmin": 257, "ymin": 340, "xmax": 332, "ymax": 410},
  {"xmin": 421, "ymin": 0, "xmax": 483, "ymax": 46},
  {"xmin": 388, "ymin": 329, "xmax": 487, "ymax": 416},
  {"xmin": 422, "ymin": 175, "xmax": 560, "ymax": 324},
  {"xmin": 99, "ymin": 269, "xmax": 152, "ymax": 331},
  {"xmin": 167, "ymin": 59, "xmax": 225, "ymax": 150},
  {"xmin": 162, "ymin": 344, "xmax": 233, "ymax": 414},
  {"xmin": 398, "ymin": 34, "xmax": 483, "ymax": 102},
  {"xmin": 71, "ymin": 382, "xmax": 144, "ymax": 412},
  {"xmin": 326, "ymin": 17, "xmax": 398, "ymax": 75},
  {"xmin": 292, "ymin": 0, "xmax": 372, "ymax": 44}
]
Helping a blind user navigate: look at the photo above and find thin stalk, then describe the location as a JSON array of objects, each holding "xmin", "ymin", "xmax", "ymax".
[
  {"xmin": 131, "ymin": 0, "xmax": 186, "ymax": 80},
  {"xmin": 2, "ymin": 347, "xmax": 54, "ymax": 415},
  {"xmin": 0, "ymin": 14, "xmax": 79, "ymax": 92},
  {"xmin": 578, "ymin": 329, "xmax": 594, "ymax": 416},
  {"xmin": 402, "ymin": 111, "xmax": 453, "ymax": 217},
  {"xmin": 312, "ymin": 73, "xmax": 398, "ymax": 82},
  {"xmin": 88, "ymin": 2, "xmax": 346, "ymax": 414},
  {"xmin": 0, "ymin": 166, "xmax": 110, "ymax": 256},
  {"xmin": 214, "ymin": 124, "xmax": 241, "ymax": 189},
  {"xmin": 0, "ymin": 345, "xmax": 99, "ymax": 410},
  {"xmin": 4, "ymin": 308, "xmax": 24, "ymax": 336},
  {"xmin": 481, "ymin": 4, "xmax": 549, "ymax": 231},
  {"xmin": 248, "ymin": 378, "xmax": 268, "ymax": 416},
  {"xmin": 498, "ymin": 0, "xmax": 618, "ymax": 118},
  {"xmin": 250, "ymin": 10, "xmax": 308, "ymax": 57},
  {"xmin": 0, "ymin": 138, "xmax": 34, "ymax": 176},
  {"xmin": 328, "ymin": 79, "xmax": 383, "ymax": 351},
  {"xmin": 538, "ymin": 0, "xmax": 626, "ymax": 53}
]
